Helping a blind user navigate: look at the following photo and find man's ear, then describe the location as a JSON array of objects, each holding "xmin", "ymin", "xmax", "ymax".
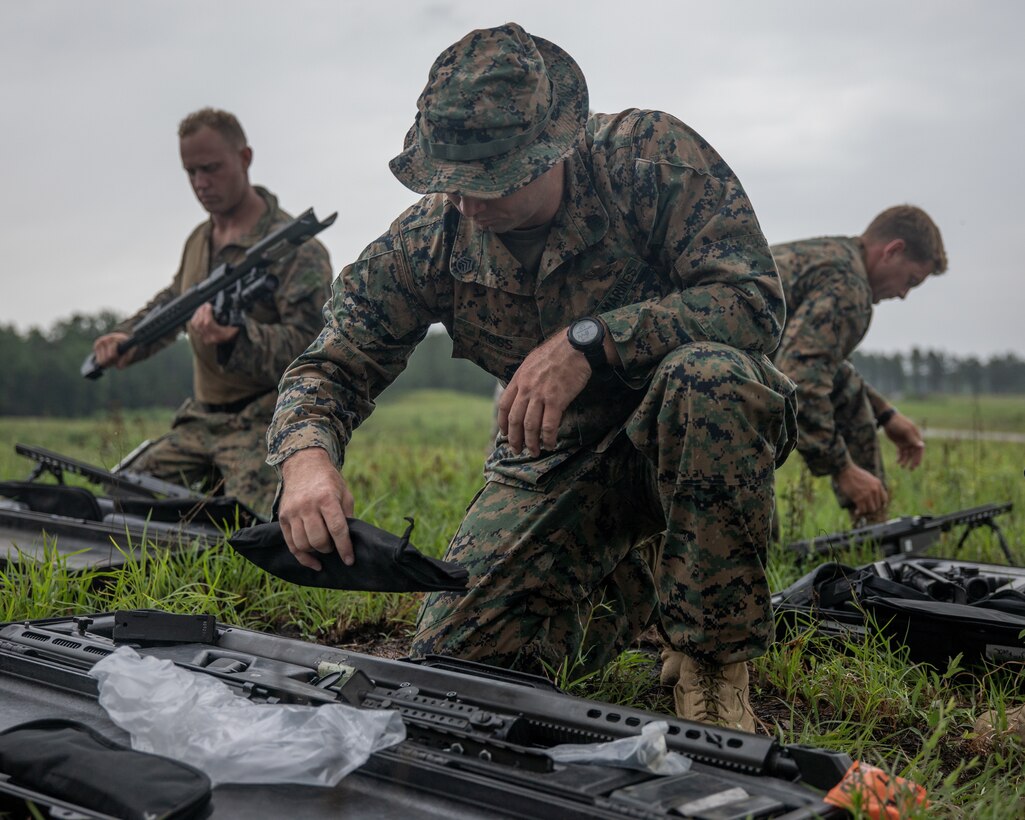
[
  {"xmin": 240, "ymin": 146, "xmax": 253, "ymax": 172},
  {"xmin": 883, "ymin": 237, "xmax": 905, "ymax": 260}
]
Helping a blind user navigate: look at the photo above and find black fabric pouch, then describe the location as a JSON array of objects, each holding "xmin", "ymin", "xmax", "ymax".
[
  {"xmin": 0, "ymin": 480, "xmax": 104, "ymax": 521},
  {"xmin": 228, "ymin": 516, "xmax": 468, "ymax": 593},
  {"xmin": 0, "ymin": 719, "xmax": 211, "ymax": 819},
  {"xmin": 113, "ymin": 495, "xmax": 263, "ymax": 528}
]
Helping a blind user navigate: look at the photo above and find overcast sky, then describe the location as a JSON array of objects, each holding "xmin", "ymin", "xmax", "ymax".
[{"xmin": 1, "ymin": 0, "xmax": 1022, "ymax": 358}]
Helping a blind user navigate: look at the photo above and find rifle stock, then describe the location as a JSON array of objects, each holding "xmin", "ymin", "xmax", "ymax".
[{"xmin": 81, "ymin": 208, "xmax": 336, "ymax": 379}]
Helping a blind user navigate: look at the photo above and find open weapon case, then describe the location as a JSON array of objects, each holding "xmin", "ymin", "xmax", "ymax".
[
  {"xmin": 0, "ymin": 610, "xmax": 855, "ymax": 819},
  {"xmin": 775, "ymin": 504, "xmax": 1025, "ymax": 667},
  {"xmin": 0, "ymin": 444, "xmax": 260, "ymax": 569}
]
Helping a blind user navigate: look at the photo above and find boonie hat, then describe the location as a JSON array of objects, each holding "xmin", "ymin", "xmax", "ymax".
[{"xmin": 389, "ymin": 22, "xmax": 589, "ymax": 199}]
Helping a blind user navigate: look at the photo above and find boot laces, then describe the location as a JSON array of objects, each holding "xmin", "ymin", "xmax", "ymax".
[{"xmin": 697, "ymin": 664, "xmax": 726, "ymax": 723}]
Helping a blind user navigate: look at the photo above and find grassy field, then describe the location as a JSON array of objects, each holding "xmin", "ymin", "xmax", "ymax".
[
  {"xmin": 898, "ymin": 393, "xmax": 1025, "ymax": 434},
  {"xmin": 2, "ymin": 391, "xmax": 1024, "ymax": 817}
]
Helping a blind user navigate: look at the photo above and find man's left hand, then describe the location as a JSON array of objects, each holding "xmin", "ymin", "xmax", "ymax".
[
  {"xmin": 189, "ymin": 302, "xmax": 241, "ymax": 345},
  {"xmin": 498, "ymin": 330, "xmax": 591, "ymax": 456},
  {"xmin": 882, "ymin": 411, "xmax": 925, "ymax": 469}
]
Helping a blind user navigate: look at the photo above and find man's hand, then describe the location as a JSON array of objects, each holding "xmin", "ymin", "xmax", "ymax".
[
  {"xmin": 882, "ymin": 411, "xmax": 925, "ymax": 469},
  {"xmin": 188, "ymin": 302, "xmax": 241, "ymax": 345},
  {"xmin": 498, "ymin": 330, "xmax": 592, "ymax": 456},
  {"xmin": 92, "ymin": 332, "xmax": 134, "ymax": 369},
  {"xmin": 836, "ymin": 462, "xmax": 889, "ymax": 520},
  {"xmin": 278, "ymin": 448, "xmax": 355, "ymax": 570}
]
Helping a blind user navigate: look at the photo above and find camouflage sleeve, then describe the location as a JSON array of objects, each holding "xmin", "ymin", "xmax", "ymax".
[
  {"xmin": 837, "ymin": 361, "xmax": 889, "ymax": 418},
  {"xmin": 220, "ymin": 239, "xmax": 333, "ymax": 382},
  {"xmin": 265, "ymin": 226, "xmax": 432, "ymax": 468},
  {"xmin": 864, "ymin": 381, "xmax": 890, "ymax": 417},
  {"xmin": 596, "ymin": 111, "xmax": 784, "ymax": 378},
  {"xmin": 113, "ymin": 271, "xmax": 186, "ymax": 364},
  {"xmin": 775, "ymin": 278, "xmax": 870, "ymax": 476}
]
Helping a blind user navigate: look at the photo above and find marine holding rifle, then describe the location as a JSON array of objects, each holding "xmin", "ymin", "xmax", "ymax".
[
  {"xmin": 90, "ymin": 108, "xmax": 333, "ymax": 518},
  {"xmin": 266, "ymin": 23, "xmax": 798, "ymax": 732}
]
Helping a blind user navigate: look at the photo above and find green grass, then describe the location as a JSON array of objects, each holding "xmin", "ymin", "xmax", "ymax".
[
  {"xmin": 2, "ymin": 390, "xmax": 1024, "ymax": 817},
  {"xmin": 898, "ymin": 393, "xmax": 1025, "ymax": 434}
]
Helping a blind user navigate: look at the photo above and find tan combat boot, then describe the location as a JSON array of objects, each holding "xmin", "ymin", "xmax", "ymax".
[{"xmin": 661, "ymin": 650, "xmax": 756, "ymax": 733}]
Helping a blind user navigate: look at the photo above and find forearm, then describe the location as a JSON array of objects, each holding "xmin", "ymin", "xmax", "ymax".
[
  {"xmin": 113, "ymin": 284, "xmax": 183, "ymax": 361},
  {"xmin": 795, "ymin": 413, "xmax": 850, "ymax": 477},
  {"xmin": 267, "ymin": 273, "xmax": 430, "ymax": 467},
  {"xmin": 267, "ymin": 361, "xmax": 359, "ymax": 470},
  {"xmin": 865, "ymin": 381, "xmax": 891, "ymax": 419},
  {"xmin": 601, "ymin": 271, "xmax": 783, "ymax": 379}
]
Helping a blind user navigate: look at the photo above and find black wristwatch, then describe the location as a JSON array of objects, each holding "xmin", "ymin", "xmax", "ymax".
[
  {"xmin": 567, "ymin": 317, "xmax": 611, "ymax": 379},
  {"xmin": 875, "ymin": 407, "xmax": 898, "ymax": 428}
]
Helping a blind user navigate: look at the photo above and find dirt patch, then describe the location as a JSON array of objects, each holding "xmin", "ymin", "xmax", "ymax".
[
  {"xmin": 323, "ymin": 621, "xmax": 412, "ymax": 660},
  {"xmin": 274, "ymin": 619, "xmax": 413, "ymax": 660}
]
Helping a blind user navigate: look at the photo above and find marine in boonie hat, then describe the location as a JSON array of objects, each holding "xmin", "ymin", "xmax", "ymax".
[{"xmin": 389, "ymin": 22, "xmax": 589, "ymax": 200}]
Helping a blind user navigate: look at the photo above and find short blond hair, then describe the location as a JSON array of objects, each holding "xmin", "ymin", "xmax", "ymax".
[
  {"xmin": 863, "ymin": 205, "xmax": 947, "ymax": 274},
  {"xmin": 178, "ymin": 108, "xmax": 247, "ymax": 150}
]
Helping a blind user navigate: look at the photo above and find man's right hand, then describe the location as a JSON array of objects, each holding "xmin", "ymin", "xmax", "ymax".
[
  {"xmin": 92, "ymin": 332, "xmax": 134, "ymax": 369},
  {"xmin": 278, "ymin": 447, "xmax": 355, "ymax": 570},
  {"xmin": 835, "ymin": 462, "xmax": 889, "ymax": 520}
]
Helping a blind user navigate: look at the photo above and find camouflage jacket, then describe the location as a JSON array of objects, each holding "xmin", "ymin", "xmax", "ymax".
[
  {"xmin": 268, "ymin": 110, "xmax": 785, "ymax": 486},
  {"xmin": 118, "ymin": 187, "xmax": 332, "ymax": 405},
  {"xmin": 771, "ymin": 236, "xmax": 888, "ymax": 476}
]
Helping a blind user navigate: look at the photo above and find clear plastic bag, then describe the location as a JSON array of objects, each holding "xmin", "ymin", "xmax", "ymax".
[
  {"xmin": 546, "ymin": 720, "xmax": 692, "ymax": 775},
  {"xmin": 89, "ymin": 646, "xmax": 405, "ymax": 786}
]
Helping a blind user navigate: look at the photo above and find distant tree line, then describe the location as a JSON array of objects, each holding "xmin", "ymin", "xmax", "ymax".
[
  {"xmin": 851, "ymin": 348, "xmax": 1025, "ymax": 396},
  {"xmin": 0, "ymin": 313, "xmax": 193, "ymax": 417},
  {"xmin": 0, "ymin": 314, "xmax": 496, "ymax": 417},
  {"xmin": 2, "ymin": 314, "xmax": 1023, "ymax": 417}
]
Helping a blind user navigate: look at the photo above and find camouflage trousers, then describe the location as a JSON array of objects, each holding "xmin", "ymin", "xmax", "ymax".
[
  {"xmin": 128, "ymin": 391, "xmax": 279, "ymax": 518},
  {"xmin": 412, "ymin": 342, "xmax": 797, "ymax": 675},
  {"xmin": 829, "ymin": 362, "xmax": 887, "ymax": 522}
]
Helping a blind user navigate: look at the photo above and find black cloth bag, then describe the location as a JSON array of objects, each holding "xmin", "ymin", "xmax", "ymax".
[
  {"xmin": 0, "ymin": 480, "xmax": 103, "ymax": 520},
  {"xmin": 774, "ymin": 560, "xmax": 1025, "ymax": 666},
  {"xmin": 228, "ymin": 517, "xmax": 468, "ymax": 593},
  {"xmin": 0, "ymin": 719, "xmax": 211, "ymax": 820}
]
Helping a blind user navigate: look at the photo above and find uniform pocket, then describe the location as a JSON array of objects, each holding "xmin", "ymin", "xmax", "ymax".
[{"xmin": 451, "ymin": 317, "xmax": 537, "ymax": 382}]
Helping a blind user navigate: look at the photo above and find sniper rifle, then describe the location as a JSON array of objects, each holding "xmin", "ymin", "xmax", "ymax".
[
  {"xmin": 788, "ymin": 502, "xmax": 1014, "ymax": 562},
  {"xmin": 15, "ymin": 442, "xmax": 199, "ymax": 501},
  {"xmin": 0, "ymin": 610, "xmax": 854, "ymax": 819}
]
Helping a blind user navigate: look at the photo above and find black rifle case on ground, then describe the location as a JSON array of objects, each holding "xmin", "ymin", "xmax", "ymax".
[
  {"xmin": 0, "ymin": 610, "xmax": 851, "ymax": 819},
  {"xmin": 0, "ymin": 444, "xmax": 261, "ymax": 569},
  {"xmin": 773, "ymin": 554, "xmax": 1025, "ymax": 667}
]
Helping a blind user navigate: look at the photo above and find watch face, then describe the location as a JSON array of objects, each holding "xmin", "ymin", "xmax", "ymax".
[{"xmin": 571, "ymin": 319, "xmax": 601, "ymax": 345}]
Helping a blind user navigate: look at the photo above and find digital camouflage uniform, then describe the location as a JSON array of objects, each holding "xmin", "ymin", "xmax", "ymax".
[
  {"xmin": 771, "ymin": 237, "xmax": 892, "ymax": 516},
  {"xmin": 268, "ymin": 108, "xmax": 797, "ymax": 673},
  {"xmin": 119, "ymin": 187, "xmax": 332, "ymax": 517}
]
